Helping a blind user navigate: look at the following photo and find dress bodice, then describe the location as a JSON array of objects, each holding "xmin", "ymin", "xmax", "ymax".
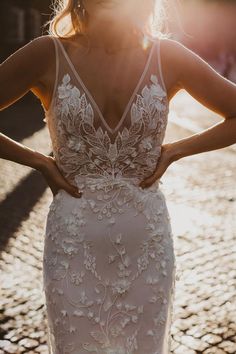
[{"xmin": 43, "ymin": 36, "xmax": 169, "ymax": 193}]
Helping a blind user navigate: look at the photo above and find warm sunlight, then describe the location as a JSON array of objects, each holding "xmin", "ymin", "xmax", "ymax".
[{"xmin": 0, "ymin": 1, "xmax": 235, "ymax": 353}]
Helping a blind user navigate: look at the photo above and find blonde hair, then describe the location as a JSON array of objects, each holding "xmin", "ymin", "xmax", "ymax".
[{"xmin": 46, "ymin": 0, "xmax": 172, "ymax": 40}]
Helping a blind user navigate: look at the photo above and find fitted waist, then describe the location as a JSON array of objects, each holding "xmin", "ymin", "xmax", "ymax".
[{"xmin": 73, "ymin": 175, "xmax": 162, "ymax": 194}]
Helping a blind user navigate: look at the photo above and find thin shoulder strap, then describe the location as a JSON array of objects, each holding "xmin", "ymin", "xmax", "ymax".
[
  {"xmin": 43, "ymin": 36, "xmax": 59, "ymax": 115},
  {"xmin": 52, "ymin": 36, "xmax": 76, "ymax": 74},
  {"xmin": 53, "ymin": 36, "xmax": 67, "ymax": 57},
  {"xmin": 157, "ymin": 38, "xmax": 167, "ymax": 93}
]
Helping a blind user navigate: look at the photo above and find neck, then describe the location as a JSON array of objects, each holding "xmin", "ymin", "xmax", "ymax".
[{"xmin": 83, "ymin": 21, "xmax": 145, "ymax": 52}]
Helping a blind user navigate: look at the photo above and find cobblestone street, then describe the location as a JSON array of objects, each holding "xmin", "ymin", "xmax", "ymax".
[{"xmin": 0, "ymin": 91, "xmax": 235, "ymax": 354}]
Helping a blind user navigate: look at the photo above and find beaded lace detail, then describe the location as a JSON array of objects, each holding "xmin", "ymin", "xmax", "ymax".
[{"xmin": 47, "ymin": 71, "xmax": 169, "ymax": 191}]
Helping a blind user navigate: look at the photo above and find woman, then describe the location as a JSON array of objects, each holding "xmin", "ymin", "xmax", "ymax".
[{"xmin": 0, "ymin": 0, "xmax": 236, "ymax": 353}]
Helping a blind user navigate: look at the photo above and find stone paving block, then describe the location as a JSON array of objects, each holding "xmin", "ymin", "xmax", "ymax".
[
  {"xmin": 181, "ymin": 335, "xmax": 210, "ymax": 351},
  {"xmin": 35, "ymin": 344, "xmax": 49, "ymax": 353},
  {"xmin": 218, "ymin": 340, "xmax": 236, "ymax": 353},
  {"xmin": 18, "ymin": 337, "xmax": 39, "ymax": 349},
  {"xmin": 201, "ymin": 334, "xmax": 222, "ymax": 345},
  {"xmin": 203, "ymin": 347, "xmax": 226, "ymax": 354},
  {"xmin": 174, "ymin": 344, "xmax": 196, "ymax": 354}
]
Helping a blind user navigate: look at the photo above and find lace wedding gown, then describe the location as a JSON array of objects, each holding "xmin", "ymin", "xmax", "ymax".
[{"xmin": 42, "ymin": 35, "xmax": 176, "ymax": 354}]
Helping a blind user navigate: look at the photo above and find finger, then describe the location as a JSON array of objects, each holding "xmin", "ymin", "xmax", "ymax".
[
  {"xmin": 139, "ymin": 175, "xmax": 156, "ymax": 189},
  {"xmin": 61, "ymin": 177, "xmax": 83, "ymax": 198},
  {"xmin": 66, "ymin": 185, "xmax": 83, "ymax": 198},
  {"xmin": 140, "ymin": 169, "xmax": 162, "ymax": 188}
]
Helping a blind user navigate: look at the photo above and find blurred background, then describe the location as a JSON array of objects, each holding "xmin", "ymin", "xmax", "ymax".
[
  {"xmin": 0, "ymin": 1, "xmax": 235, "ymax": 353},
  {"xmin": 1, "ymin": 0, "xmax": 236, "ymax": 77}
]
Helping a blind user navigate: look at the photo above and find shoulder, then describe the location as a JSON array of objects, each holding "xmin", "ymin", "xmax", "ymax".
[
  {"xmin": 11, "ymin": 35, "xmax": 56, "ymax": 58},
  {"xmin": 0, "ymin": 35, "xmax": 59, "ymax": 110},
  {"xmin": 1, "ymin": 35, "xmax": 56, "ymax": 63},
  {"xmin": 25, "ymin": 35, "xmax": 56, "ymax": 59},
  {"xmin": 22, "ymin": 35, "xmax": 59, "ymax": 79},
  {"xmin": 158, "ymin": 37, "xmax": 209, "ymax": 87},
  {"xmin": 2, "ymin": 35, "xmax": 56, "ymax": 74},
  {"xmin": 158, "ymin": 37, "xmax": 192, "ymax": 63},
  {"xmin": 0, "ymin": 35, "xmax": 57, "ymax": 81},
  {"xmin": 152, "ymin": 37, "xmax": 187, "ymax": 95},
  {"xmin": 159, "ymin": 37, "xmax": 207, "ymax": 72}
]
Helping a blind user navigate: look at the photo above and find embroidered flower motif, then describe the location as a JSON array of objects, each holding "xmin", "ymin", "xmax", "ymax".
[
  {"xmin": 154, "ymin": 309, "xmax": 167, "ymax": 326},
  {"xmin": 139, "ymin": 136, "xmax": 153, "ymax": 152},
  {"xmin": 137, "ymin": 253, "xmax": 149, "ymax": 272},
  {"xmin": 58, "ymin": 74, "xmax": 82, "ymax": 117},
  {"xmin": 116, "ymin": 302, "xmax": 122, "ymax": 310},
  {"xmin": 54, "ymin": 318, "xmax": 60, "ymax": 326},
  {"xmin": 111, "ymin": 278, "xmax": 131, "ymax": 295},
  {"xmin": 73, "ymin": 309, "xmax": 85, "ymax": 317},
  {"xmin": 84, "ymin": 255, "xmax": 96, "ymax": 271},
  {"xmin": 120, "ymin": 316, "xmax": 130, "ymax": 328},
  {"xmin": 146, "ymin": 275, "xmax": 160, "ymax": 285},
  {"xmin": 58, "ymin": 74, "xmax": 74, "ymax": 99},
  {"xmin": 114, "ymin": 233, "xmax": 122, "ymax": 245},
  {"xmin": 61, "ymin": 238, "xmax": 80, "ymax": 256},
  {"xmin": 51, "ymin": 260, "xmax": 68, "ymax": 281},
  {"xmin": 68, "ymin": 137, "xmax": 86, "ymax": 153},
  {"xmin": 70, "ymin": 270, "xmax": 85, "ymax": 285},
  {"xmin": 108, "ymin": 254, "xmax": 116, "ymax": 263},
  {"xmin": 61, "ymin": 309, "xmax": 67, "ymax": 317},
  {"xmin": 87, "ymin": 310, "xmax": 94, "ymax": 319},
  {"xmin": 137, "ymin": 305, "xmax": 144, "ymax": 314},
  {"xmin": 150, "ymin": 75, "xmax": 167, "ymax": 110},
  {"xmin": 54, "ymin": 73, "xmax": 168, "ymax": 193},
  {"xmin": 110, "ymin": 325, "xmax": 123, "ymax": 337},
  {"xmin": 69, "ymin": 326, "xmax": 76, "ymax": 333}
]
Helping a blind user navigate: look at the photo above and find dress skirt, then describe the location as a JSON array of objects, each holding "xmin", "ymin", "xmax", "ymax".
[{"xmin": 42, "ymin": 179, "xmax": 176, "ymax": 354}]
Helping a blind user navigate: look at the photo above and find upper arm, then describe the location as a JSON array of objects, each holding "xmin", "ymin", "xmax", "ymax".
[
  {"xmin": 0, "ymin": 35, "xmax": 55, "ymax": 111},
  {"xmin": 163, "ymin": 38, "xmax": 236, "ymax": 119}
]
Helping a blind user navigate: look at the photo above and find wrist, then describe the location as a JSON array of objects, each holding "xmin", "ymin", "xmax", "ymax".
[
  {"xmin": 33, "ymin": 152, "xmax": 50, "ymax": 172},
  {"xmin": 162, "ymin": 143, "xmax": 179, "ymax": 163},
  {"xmin": 163, "ymin": 143, "xmax": 183, "ymax": 163}
]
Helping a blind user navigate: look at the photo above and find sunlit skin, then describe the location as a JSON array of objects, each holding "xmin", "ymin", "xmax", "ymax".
[
  {"xmin": 71, "ymin": 1, "xmax": 155, "ymax": 55},
  {"xmin": 0, "ymin": 0, "xmax": 236, "ymax": 198}
]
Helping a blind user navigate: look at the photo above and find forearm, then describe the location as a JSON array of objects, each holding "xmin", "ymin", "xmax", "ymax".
[
  {"xmin": 0, "ymin": 132, "xmax": 48, "ymax": 171},
  {"xmin": 168, "ymin": 117, "xmax": 236, "ymax": 161}
]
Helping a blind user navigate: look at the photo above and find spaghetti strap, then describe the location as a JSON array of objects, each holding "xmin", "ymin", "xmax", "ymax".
[
  {"xmin": 157, "ymin": 38, "xmax": 167, "ymax": 93},
  {"xmin": 51, "ymin": 36, "xmax": 86, "ymax": 89},
  {"xmin": 43, "ymin": 36, "xmax": 59, "ymax": 116},
  {"xmin": 53, "ymin": 36, "xmax": 66, "ymax": 55},
  {"xmin": 52, "ymin": 36, "xmax": 76, "ymax": 74}
]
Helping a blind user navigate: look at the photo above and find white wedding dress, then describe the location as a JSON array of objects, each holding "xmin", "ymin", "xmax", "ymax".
[{"xmin": 42, "ymin": 35, "xmax": 176, "ymax": 354}]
